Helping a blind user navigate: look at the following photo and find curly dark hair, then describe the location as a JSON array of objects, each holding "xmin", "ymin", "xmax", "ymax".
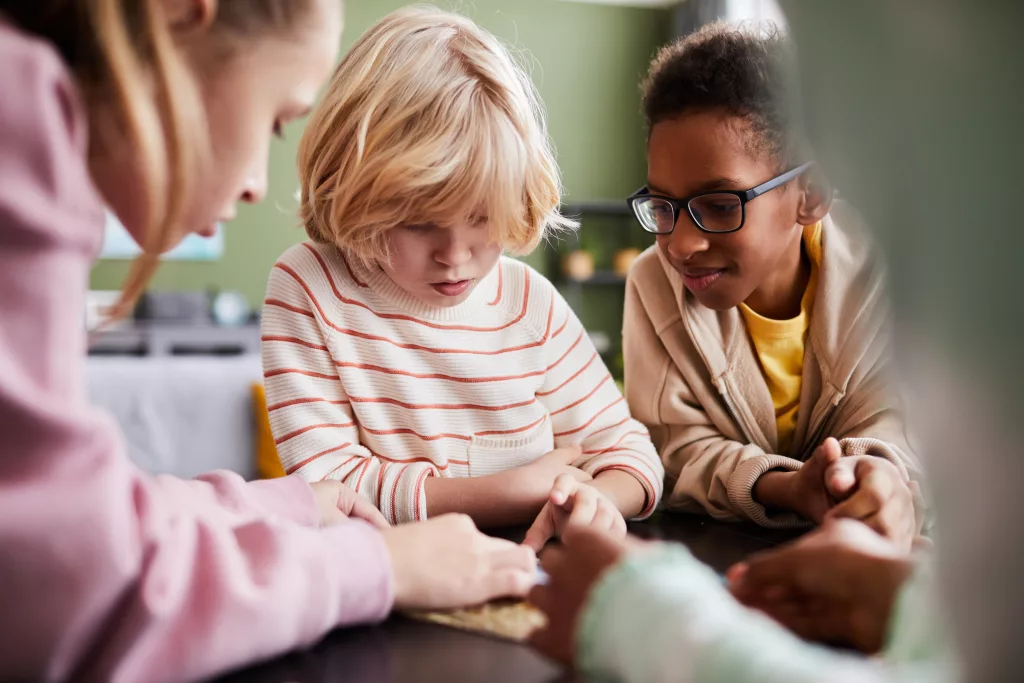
[{"xmin": 642, "ymin": 21, "xmax": 806, "ymax": 169}]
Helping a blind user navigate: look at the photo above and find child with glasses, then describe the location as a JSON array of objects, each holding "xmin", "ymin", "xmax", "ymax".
[
  {"xmin": 260, "ymin": 7, "xmax": 663, "ymax": 546},
  {"xmin": 623, "ymin": 22, "xmax": 921, "ymax": 547}
]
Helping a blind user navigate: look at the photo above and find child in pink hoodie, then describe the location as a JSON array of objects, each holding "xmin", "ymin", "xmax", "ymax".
[{"xmin": 0, "ymin": 2, "xmax": 535, "ymax": 682}]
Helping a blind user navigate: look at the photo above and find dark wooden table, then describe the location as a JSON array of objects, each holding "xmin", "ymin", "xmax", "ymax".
[{"xmin": 217, "ymin": 514, "xmax": 801, "ymax": 683}]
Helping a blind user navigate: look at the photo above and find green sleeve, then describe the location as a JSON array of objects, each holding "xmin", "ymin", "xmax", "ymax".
[{"xmin": 576, "ymin": 545, "xmax": 954, "ymax": 683}]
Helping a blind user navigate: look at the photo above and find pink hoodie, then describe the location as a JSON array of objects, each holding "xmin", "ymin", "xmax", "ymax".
[{"xmin": 0, "ymin": 21, "xmax": 394, "ymax": 683}]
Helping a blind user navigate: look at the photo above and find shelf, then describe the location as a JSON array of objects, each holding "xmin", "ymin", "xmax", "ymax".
[
  {"xmin": 561, "ymin": 200, "xmax": 633, "ymax": 216},
  {"xmin": 557, "ymin": 270, "xmax": 627, "ymax": 286}
]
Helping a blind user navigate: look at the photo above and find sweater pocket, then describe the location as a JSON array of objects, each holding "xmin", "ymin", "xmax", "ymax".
[{"xmin": 467, "ymin": 414, "xmax": 555, "ymax": 477}]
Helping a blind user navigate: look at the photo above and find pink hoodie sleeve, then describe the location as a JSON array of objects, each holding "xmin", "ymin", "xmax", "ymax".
[{"xmin": 0, "ymin": 24, "xmax": 394, "ymax": 683}]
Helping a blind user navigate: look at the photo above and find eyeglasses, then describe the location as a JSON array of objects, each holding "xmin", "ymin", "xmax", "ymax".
[{"xmin": 627, "ymin": 162, "xmax": 816, "ymax": 235}]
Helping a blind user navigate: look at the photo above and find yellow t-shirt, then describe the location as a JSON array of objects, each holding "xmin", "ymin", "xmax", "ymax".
[{"xmin": 739, "ymin": 222, "xmax": 823, "ymax": 454}]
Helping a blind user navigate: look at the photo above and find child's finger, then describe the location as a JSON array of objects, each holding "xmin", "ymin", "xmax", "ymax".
[
  {"xmin": 824, "ymin": 458, "xmax": 857, "ymax": 500},
  {"xmin": 801, "ymin": 438, "xmax": 842, "ymax": 486},
  {"xmin": 825, "ymin": 470, "xmax": 892, "ymax": 522},
  {"xmin": 567, "ymin": 487, "xmax": 598, "ymax": 527},
  {"xmin": 549, "ymin": 473, "xmax": 578, "ymax": 507},
  {"xmin": 590, "ymin": 504, "xmax": 617, "ymax": 532},
  {"xmin": 523, "ymin": 504, "xmax": 556, "ymax": 552}
]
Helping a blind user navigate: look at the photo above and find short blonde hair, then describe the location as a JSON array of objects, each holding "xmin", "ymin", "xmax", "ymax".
[{"xmin": 298, "ymin": 5, "xmax": 575, "ymax": 263}]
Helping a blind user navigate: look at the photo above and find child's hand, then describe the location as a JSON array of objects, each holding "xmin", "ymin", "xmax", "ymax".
[
  {"xmin": 503, "ymin": 445, "xmax": 591, "ymax": 508},
  {"xmin": 382, "ymin": 514, "xmax": 538, "ymax": 610},
  {"xmin": 822, "ymin": 451, "xmax": 917, "ymax": 551},
  {"xmin": 309, "ymin": 480, "xmax": 389, "ymax": 529},
  {"xmin": 755, "ymin": 438, "xmax": 842, "ymax": 523},
  {"xmin": 528, "ymin": 524, "xmax": 651, "ymax": 665},
  {"xmin": 523, "ymin": 474, "xmax": 627, "ymax": 552},
  {"xmin": 728, "ymin": 519, "xmax": 913, "ymax": 654}
]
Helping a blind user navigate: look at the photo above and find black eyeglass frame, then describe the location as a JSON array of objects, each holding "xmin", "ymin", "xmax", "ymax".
[{"xmin": 626, "ymin": 161, "xmax": 816, "ymax": 235}]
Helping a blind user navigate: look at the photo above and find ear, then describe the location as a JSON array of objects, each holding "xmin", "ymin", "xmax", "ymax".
[
  {"xmin": 162, "ymin": 0, "xmax": 217, "ymax": 33},
  {"xmin": 795, "ymin": 165, "xmax": 833, "ymax": 226}
]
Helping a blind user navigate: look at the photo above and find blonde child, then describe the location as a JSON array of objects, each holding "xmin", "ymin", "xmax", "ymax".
[{"xmin": 261, "ymin": 6, "xmax": 663, "ymax": 548}]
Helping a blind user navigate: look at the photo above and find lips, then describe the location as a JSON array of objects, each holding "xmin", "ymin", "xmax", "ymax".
[
  {"xmin": 431, "ymin": 280, "xmax": 472, "ymax": 297},
  {"xmin": 681, "ymin": 267, "xmax": 726, "ymax": 292}
]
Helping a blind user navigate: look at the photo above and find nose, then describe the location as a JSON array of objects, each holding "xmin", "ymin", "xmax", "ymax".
[
  {"xmin": 434, "ymin": 232, "xmax": 473, "ymax": 268},
  {"xmin": 239, "ymin": 172, "xmax": 268, "ymax": 205},
  {"xmin": 663, "ymin": 213, "xmax": 710, "ymax": 263}
]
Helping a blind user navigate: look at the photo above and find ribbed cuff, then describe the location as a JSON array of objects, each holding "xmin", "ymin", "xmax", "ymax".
[
  {"xmin": 839, "ymin": 437, "xmax": 910, "ymax": 480},
  {"xmin": 247, "ymin": 475, "xmax": 319, "ymax": 527},
  {"xmin": 382, "ymin": 462, "xmax": 436, "ymax": 524},
  {"xmin": 727, "ymin": 454, "xmax": 811, "ymax": 529}
]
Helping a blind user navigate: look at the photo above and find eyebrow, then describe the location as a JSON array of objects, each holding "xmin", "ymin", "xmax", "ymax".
[{"xmin": 647, "ymin": 176, "xmax": 748, "ymax": 197}]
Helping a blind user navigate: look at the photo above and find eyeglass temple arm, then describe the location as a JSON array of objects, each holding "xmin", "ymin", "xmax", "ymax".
[{"xmin": 745, "ymin": 161, "xmax": 816, "ymax": 200}]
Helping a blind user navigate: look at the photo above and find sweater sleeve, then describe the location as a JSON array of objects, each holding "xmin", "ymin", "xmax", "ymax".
[
  {"xmin": 576, "ymin": 546, "xmax": 952, "ymax": 683},
  {"xmin": 0, "ymin": 27, "xmax": 393, "ymax": 683},
  {"xmin": 262, "ymin": 258, "xmax": 437, "ymax": 524},
  {"xmin": 537, "ymin": 286, "xmax": 664, "ymax": 518}
]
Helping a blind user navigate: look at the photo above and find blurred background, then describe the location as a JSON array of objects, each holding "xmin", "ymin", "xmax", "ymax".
[{"xmin": 84, "ymin": 0, "xmax": 783, "ymax": 480}]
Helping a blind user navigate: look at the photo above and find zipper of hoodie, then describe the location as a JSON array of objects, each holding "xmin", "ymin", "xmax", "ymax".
[
  {"xmin": 714, "ymin": 375, "xmax": 756, "ymax": 447},
  {"xmin": 800, "ymin": 385, "xmax": 843, "ymax": 460}
]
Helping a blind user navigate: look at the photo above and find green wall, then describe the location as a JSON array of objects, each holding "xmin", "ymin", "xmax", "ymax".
[{"xmin": 89, "ymin": 0, "xmax": 670, "ymax": 307}]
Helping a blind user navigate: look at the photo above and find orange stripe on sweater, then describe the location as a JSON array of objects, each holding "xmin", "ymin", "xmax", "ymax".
[
  {"xmin": 536, "ymin": 352, "xmax": 599, "ymax": 397},
  {"xmin": 295, "ymin": 245, "xmax": 530, "ymax": 333},
  {"xmin": 370, "ymin": 451, "xmax": 453, "ymax": 470},
  {"xmin": 475, "ymin": 414, "xmax": 546, "ymax": 438},
  {"xmin": 265, "ymin": 298, "xmax": 314, "ymax": 318},
  {"xmin": 261, "ymin": 335, "xmax": 329, "ymax": 352},
  {"xmin": 488, "ymin": 263, "xmax": 503, "ymax": 306},
  {"xmin": 363, "ymin": 426, "xmax": 471, "ymax": 442},
  {"xmin": 339, "ymin": 250, "xmax": 369, "ymax": 287},
  {"xmin": 377, "ymin": 459, "xmax": 388, "ymax": 510},
  {"xmin": 389, "ymin": 464, "xmax": 411, "ymax": 523},
  {"xmin": 268, "ymin": 396, "xmax": 350, "ymax": 412},
  {"xmin": 320, "ymin": 453, "xmax": 361, "ymax": 480},
  {"xmin": 551, "ymin": 310, "xmax": 571, "ymax": 339},
  {"xmin": 286, "ymin": 443, "xmax": 352, "ymax": 475},
  {"xmin": 554, "ymin": 396, "xmax": 625, "ymax": 437},
  {"xmin": 333, "ymin": 328, "xmax": 583, "ymax": 382},
  {"xmin": 353, "ymin": 459, "xmax": 371, "ymax": 491},
  {"xmin": 348, "ymin": 394, "xmax": 536, "ymax": 412},
  {"xmin": 582, "ymin": 431, "xmax": 650, "ymax": 456},
  {"xmin": 413, "ymin": 467, "xmax": 433, "ymax": 521},
  {"xmin": 585, "ymin": 416, "xmax": 633, "ymax": 441},
  {"xmin": 549, "ymin": 375, "xmax": 611, "ymax": 416},
  {"xmin": 264, "ymin": 367, "xmax": 337, "ymax": 381},
  {"xmin": 274, "ymin": 421, "xmax": 354, "ymax": 445}
]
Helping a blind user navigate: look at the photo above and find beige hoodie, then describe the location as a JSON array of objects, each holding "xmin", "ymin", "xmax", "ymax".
[{"xmin": 624, "ymin": 202, "xmax": 920, "ymax": 527}]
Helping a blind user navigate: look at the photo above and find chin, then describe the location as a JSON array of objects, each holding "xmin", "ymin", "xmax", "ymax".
[{"xmin": 690, "ymin": 288, "xmax": 743, "ymax": 311}]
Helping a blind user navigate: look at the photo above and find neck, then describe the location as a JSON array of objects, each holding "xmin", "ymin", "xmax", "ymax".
[{"xmin": 743, "ymin": 228, "xmax": 810, "ymax": 320}]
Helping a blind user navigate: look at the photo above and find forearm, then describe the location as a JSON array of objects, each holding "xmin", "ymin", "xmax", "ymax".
[
  {"xmin": 424, "ymin": 474, "xmax": 541, "ymax": 528},
  {"xmin": 592, "ymin": 469, "xmax": 647, "ymax": 519}
]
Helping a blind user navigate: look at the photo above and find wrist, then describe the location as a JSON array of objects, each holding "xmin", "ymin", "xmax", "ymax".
[
  {"xmin": 752, "ymin": 470, "xmax": 801, "ymax": 514},
  {"xmin": 591, "ymin": 470, "xmax": 645, "ymax": 519}
]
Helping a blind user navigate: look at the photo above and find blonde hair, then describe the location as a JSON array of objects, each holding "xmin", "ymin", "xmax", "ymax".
[
  {"xmin": 1, "ymin": 0, "xmax": 316, "ymax": 318},
  {"xmin": 298, "ymin": 5, "xmax": 575, "ymax": 264}
]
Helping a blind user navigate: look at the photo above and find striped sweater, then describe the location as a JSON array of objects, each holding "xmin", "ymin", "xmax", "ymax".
[{"xmin": 261, "ymin": 242, "xmax": 664, "ymax": 524}]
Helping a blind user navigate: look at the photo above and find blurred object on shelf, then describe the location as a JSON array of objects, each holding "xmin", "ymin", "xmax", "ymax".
[
  {"xmin": 135, "ymin": 291, "xmax": 210, "ymax": 324},
  {"xmin": 613, "ymin": 247, "xmax": 641, "ymax": 277},
  {"xmin": 562, "ymin": 250, "xmax": 596, "ymax": 281}
]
